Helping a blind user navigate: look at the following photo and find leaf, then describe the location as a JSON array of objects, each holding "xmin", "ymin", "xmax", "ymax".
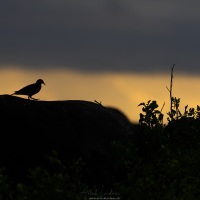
[
  {"xmin": 138, "ymin": 102, "xmax": 145, "ymax": 107},
  {"xmin": 154, "ymin": 110, "xmax": 161, "ymax": 114}
]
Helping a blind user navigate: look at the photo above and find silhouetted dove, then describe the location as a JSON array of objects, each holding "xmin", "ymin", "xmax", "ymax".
[{"xmin": 12, "ymin": 79, "xmax": 45, "ymax": 100}]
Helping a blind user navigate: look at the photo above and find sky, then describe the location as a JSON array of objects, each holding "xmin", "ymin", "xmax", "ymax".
[{"xmin": 1, "ymin": 1, "xmax": 200, "ymax": 124}]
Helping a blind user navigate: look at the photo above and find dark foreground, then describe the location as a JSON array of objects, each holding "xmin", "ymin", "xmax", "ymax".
[{"xmin": 1, "ymin": 95, "xmax": 200, "ymax": 200}]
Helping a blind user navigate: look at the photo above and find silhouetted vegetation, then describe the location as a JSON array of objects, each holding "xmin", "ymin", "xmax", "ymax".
[{"xmin": 1, "ymin": 66, "xmax": 200, "ymax": 199}]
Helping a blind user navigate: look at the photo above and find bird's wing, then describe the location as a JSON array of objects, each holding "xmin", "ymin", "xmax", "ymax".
[{"xmin": 14, "ymin": 83, "xmax": 35, "ymax": 95}]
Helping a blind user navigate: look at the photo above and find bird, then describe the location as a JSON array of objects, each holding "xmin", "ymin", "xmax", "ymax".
[{"xmin": 12, "ymin": 79, "xmax": 45, "ymax": 100}]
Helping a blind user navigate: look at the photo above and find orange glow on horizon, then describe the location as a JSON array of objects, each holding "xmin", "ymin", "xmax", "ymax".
[{"xmin": 1, "ymin": 66, "xmax": 200, "ymax": 124}]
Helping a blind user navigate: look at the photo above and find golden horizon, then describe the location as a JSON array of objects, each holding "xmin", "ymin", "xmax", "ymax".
[{"xmin": 1, "ymin": 66, "xmax": 200, "ymax": 124}]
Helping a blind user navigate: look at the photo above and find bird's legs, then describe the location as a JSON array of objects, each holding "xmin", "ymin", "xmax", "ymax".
[{"xmin": 28, "ymin": 96, "xmax": 38, "ymax": 100}]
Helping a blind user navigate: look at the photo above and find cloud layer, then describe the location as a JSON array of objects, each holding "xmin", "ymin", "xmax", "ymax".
[{"xmin": 1, "ymin": 0, "xmax": 200, "ymax": 74}]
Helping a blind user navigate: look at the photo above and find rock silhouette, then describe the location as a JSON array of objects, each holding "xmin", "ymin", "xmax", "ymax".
[
  {"xmin": 0, "ymin": 95, "xmax": 134, "ymax": 189},
  {"xmin": 12, "ymin": 79, "xmax": 45, "ymax": 100}
]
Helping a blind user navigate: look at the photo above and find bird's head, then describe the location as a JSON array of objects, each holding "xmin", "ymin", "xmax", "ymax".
[{"xmin": 36, "ymin": 79, "xmax": 45, "ymax": 85}]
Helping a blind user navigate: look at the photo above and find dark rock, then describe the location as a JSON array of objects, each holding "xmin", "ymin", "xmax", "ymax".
[{"xmin": 0, "ymin": 95, "xmax": 134, "ymax": 189}]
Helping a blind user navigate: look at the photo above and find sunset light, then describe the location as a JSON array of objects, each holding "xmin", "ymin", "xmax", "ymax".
[{"xmin": 1, "ymin": 66, "xmax": 200, "ymax": 124}]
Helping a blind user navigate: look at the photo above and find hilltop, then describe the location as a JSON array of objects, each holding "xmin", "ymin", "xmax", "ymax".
[{"xmin": 0, "ymin": 94, "xmax": 134, "ymax": 189}]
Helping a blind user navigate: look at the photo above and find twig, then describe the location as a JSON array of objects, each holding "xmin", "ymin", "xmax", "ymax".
[
  {"xmin": 160, "ymin": 102, "xmax": 165, "ymax": 113},
  {"xmin": 94, "ymin": 100, "xmax": 102, "ymax": 105},
  {"xmin": 166, "ymin": 64, "xmax": 175, "ymax": 115}
]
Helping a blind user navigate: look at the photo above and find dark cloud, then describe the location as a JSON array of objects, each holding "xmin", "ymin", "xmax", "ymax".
[{"xmin": 1, "ymin": 0, "xmax": 200, "ymax": 74}]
